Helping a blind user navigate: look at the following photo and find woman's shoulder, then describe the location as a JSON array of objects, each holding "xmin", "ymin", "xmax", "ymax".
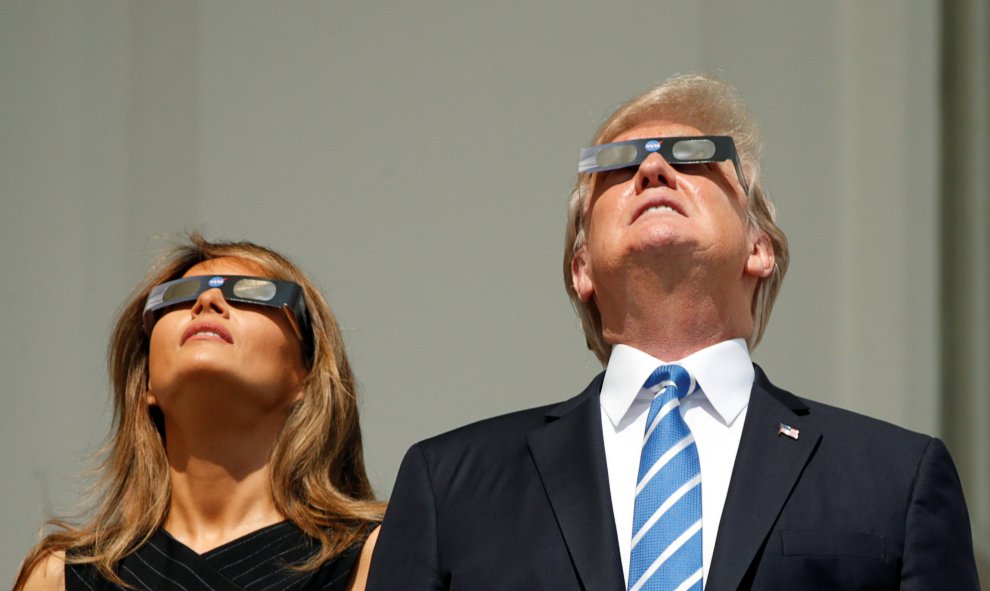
[
  {"xmin": 17, "ymin": 550, "xmax": 66, "ymax": 591},
  {"xmin": 344, "ymin": 525, "xmax": 380, "ymax": 591}
]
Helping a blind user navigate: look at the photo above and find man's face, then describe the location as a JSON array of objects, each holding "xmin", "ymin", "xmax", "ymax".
[{"xmin": 571, "ymin": 120, "xmax": 772, "ymax": 304}]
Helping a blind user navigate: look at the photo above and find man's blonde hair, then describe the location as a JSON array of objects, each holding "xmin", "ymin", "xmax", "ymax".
[{"xmin": 563, "ymin": 74, "xmax": 789, "ymax": 364}]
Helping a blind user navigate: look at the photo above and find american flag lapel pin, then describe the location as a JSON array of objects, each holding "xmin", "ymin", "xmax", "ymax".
[{"xmin": 778, "ymin": 423, "xmax": 800, "ymax": 440}]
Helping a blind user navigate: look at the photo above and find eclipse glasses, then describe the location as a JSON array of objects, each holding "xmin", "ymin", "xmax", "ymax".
[
  {"xmin": 143, "ymin": 275, "xmax": 310, "ymax": 342},
  {"xmin": 578, "ymin": 135, "xmax": 746, "ymax": 188}
]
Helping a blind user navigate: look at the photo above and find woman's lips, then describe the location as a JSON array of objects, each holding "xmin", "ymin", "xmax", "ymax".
[{"xmin": 181, "ymin": 322, "xmax": 233, "ymax": 345}]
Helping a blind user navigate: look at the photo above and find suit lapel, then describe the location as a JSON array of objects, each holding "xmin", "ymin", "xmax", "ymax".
[
  {"xmin": 705, "ymin": 366, "xmax": 821, "ymax": 591},
  {"xmin": 527, "ymin": 373, "xmax": 626, "ymax": 591}
]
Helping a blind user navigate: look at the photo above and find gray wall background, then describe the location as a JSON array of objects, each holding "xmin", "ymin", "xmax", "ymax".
[{"xmin": 2, "ymin": 0, "xmax": 987, "ymax": 583}]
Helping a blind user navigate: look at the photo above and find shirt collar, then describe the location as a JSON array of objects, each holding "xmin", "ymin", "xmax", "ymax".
[{"xmin": 600, "ymin": 339, "xmax": 753, "ymax": 428}]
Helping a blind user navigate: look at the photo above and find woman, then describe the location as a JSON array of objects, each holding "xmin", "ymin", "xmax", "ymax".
[{"xmin": 16, "ymin": 234, "xmax": 383, "ymax": 591}]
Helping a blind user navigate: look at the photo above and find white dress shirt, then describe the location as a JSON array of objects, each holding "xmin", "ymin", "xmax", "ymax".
[{"xmin": 600, "ymin": 339, "xmax": 754, "ymax": 587}]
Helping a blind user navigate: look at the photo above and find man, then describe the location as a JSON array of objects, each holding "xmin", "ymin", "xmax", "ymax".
[{"xmin": 367, "ymin": 74, "xmax": 980, "ymax": 590}]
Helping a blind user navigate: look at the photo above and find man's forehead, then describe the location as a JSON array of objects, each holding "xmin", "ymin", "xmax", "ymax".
[{"xmin": 609, "ymin": 120, "xmax": 705, "ymax": 144}]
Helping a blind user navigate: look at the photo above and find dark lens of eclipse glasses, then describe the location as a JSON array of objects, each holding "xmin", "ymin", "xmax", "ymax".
[{"xmin": 230, "ymin": 278, "xmax": 278, "ymax": 302}]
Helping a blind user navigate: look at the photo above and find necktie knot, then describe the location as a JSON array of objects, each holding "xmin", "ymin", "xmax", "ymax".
[{"xmin": 643, "ymin": 364, "xmax": 696, "ymax": 400}]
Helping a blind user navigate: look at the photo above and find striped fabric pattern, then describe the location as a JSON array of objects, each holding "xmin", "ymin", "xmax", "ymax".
[
  {"xmin": 628, "ymin": 364, "xmax": 703, "ymax": 591},
  {"xmin": 66, "ymin": 521, "xmax": 363, "ymax": 591}
]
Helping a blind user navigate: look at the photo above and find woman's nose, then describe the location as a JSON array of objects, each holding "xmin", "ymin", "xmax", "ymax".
[{"xmin": 190, "ymin": 288, "xmax": 230, "ymax": 319}]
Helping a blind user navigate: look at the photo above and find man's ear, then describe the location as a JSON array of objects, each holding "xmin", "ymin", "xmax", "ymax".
[
  {"xmin": 745, "ymin": 231, "xmax": 775, "ymax": 278},
  {"xmin": 571, "ymin": 245, "xmax": 596, "ymax": 303}
]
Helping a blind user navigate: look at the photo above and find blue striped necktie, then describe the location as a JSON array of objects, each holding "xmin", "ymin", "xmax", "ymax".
[{"xmin": 628, "ymin": 364, "xmax": 703, "ymax": 591}]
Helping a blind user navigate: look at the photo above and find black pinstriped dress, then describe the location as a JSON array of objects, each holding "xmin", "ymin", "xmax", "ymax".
[{"xmin": 65, "ymin": 521, "xmax": 365, "ymax": 591}]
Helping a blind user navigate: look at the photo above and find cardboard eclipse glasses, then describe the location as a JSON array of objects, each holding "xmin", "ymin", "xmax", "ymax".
[
  {"xmin": 578, "ymin": 135, "xmax": 746, "ymax": 188},
  {"xmin": 143, "ymin": 275, "xmax": 310, "ymax": 343}
]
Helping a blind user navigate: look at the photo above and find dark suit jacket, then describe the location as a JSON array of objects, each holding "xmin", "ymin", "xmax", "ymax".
[{"xmin": 367, "ymin": 366, "xmax": 980, "ymax": 590}]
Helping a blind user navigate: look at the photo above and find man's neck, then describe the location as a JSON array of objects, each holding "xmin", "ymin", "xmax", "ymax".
[{"xmin": 596, "ymin": 264, "xmax": 754, "ymax": 361}]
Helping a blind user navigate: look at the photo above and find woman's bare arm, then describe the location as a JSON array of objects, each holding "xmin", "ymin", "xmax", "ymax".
[
  {"xmin": 17, "ymin": 551, "xmax": 65, "ymax": 591},
  {"xmin": 344, "ymin": 525, "xmax": 380, "ymax": 591}
]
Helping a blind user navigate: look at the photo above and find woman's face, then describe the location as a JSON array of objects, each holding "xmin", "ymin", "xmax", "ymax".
[{"xmin": 147, "ymin": 257, "xmax": 308, "ymax": 414}]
